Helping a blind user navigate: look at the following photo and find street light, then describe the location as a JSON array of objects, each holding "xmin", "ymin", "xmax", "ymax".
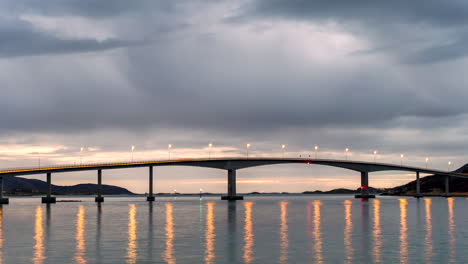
[
  {"xmin": 168, "ymin": 144, "xmax": 172, "ymax": 160},
  {"xmin": 131, "ymin": 145, "xmax": 135, "ymax": 162},
  {"xmin": 400, "ymin": 154, "xmax": 404, "ymax": 166},
  {"xmin": 425, "ymin": 157, "xmax": 429, "ymax": 169},
  {"xmin": 373, "ymin": 150, "xmax": 378, "ymax": 163},
  {"xmin": 281, "ymin": 144, "xmax": 286, "ymax": 159},
  {"xmin": 345, "ymin": 148, "xmax": 349, "ymax": 160},
  {"xmin": 246, "ymin": 143, "xmax": 251, "ymax": 158},
  {"xmin": 314, "ymin": 145, "xmax": 319, "ymax": 159},
  {"xmin": 199, "ymin": 188, "xmax": 203, "ymax": 199},
  {"xmin": 208, "ymin": 143, "xmax": 213, "ymax": 159},
  {"xmin": 448, "ymin": 161, "xmax": 452, "ymax": 171}
]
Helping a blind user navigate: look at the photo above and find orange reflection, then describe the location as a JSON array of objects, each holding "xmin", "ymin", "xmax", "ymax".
[
  {"xmin": 424, "ymin": 198, "xmax": 432, "ymax": 264},
  {"xmin": 399, "ymin": 199, "xmax": 408, "ymax": 264},
  {"xmin": 74, "ymin": 205, "xmax": 86, "ymax": 264},
  {"xmin": 163, "ymin": 203, "xmax": 175, "ymax": 264},
  {"xmin": 343, "ymin": 200, "xmax": 353, "ymax": 264},
  {"xmin": 372, "ymin": 200, "xmax": 382, "ymax": 264},
  {"xmin": 33, "ymin": 206, "xmax": 45, "ymax": 264},
  {"xmin": 127, "ymin": 204, "xmax": 137, "ymax": 264},
  {"xmin": 279, "ymin": 201, "xmax": 289, "ymax": 264},
  {"xmin": 243, "ymin": 201, "xmax": 254, "ymax": 264},
  {"xmin": 205, "ymin": 202, "xmax": 216, "ymax": 264},
  {"xmin": 313, "ymin": 200, "xmax": 324, "ymax": 264},
  {"xmin": 447, "ymin": 198, "xmax": 456, "ymax": 263},
  {"xmin": 0, "ymin": 207, "xmax": 3, "ymax": 264}
]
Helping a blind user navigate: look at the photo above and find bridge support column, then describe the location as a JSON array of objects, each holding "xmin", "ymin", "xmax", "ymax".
[
  {"xmin": 147, "ymin": 166, "xmax": 155, "ymax": 201},
  {"xmin": 355, "ymin": 171, "xmax": 375, "ymax": 199},
  {"xmin": 42, "ymin": 173, "xmax": 56, "ymax": 203},
  {"xmin": 443, "ymin": 175, "xmax": 452, "ymax": 197},
  {"xmin": 414, "ymin": 171, "xmax": 423, "ymax": 198},
  {"xmin": 0, "ymin": 176, "xmax": 8, "ymax": 204},
  {"xmin": 95, "ymin": 169, "xmax": 104, "ymax": 203},
  {"xmin": 221, "ymin": 169, "xmax": 243, "ymax": 200}
]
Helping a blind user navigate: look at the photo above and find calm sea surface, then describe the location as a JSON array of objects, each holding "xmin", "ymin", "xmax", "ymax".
[{"xmin": 0, "ymin": 195, "xmax": 467, "ymax": 263}]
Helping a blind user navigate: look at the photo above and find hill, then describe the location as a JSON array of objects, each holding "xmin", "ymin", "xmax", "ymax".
[
  {"xmin": 3, "ymin": 176, "xmax": 133, "ymax": 195},
  {"xmin": 384, "ymin": 164, "xmax": 468, "ymax": 196}
]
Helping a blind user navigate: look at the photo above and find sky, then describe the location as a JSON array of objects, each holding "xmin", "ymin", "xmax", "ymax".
[{"xmin": 1, "ymin": 0, "xmax": 468, "ymax": 194}]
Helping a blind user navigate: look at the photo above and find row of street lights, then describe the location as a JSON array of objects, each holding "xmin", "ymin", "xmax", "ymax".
[{"xmin": 74, "ymin": 144, "xmax": 454, "ymax": 172}]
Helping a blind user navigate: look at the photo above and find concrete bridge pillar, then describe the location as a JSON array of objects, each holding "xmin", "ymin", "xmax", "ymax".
[
  {"xmin": 443, "ymin": 175, "xmax": 452, "ymax": 197},
  {"xmin": 355, "ymin": 171, "xmax": 375, "ymax": 199},
  {"xmin": 0, "ymin": 176, "xmax": 8, "ymax": 204},
  {"xmin": 95, "ymin": 169, "xmax": 104, "ymax": 202},
  {"xmin": 147, "ymin": 166, "xmax": 155, "ymax": 201},
  {"xmin": 42, "ymin": 172, "xmax": 56, "ymax": 203},
  {"xmin": 221, "ymin": 169, "xmax": 243, "ymax": 200},
  {"xmin": 414, "ymin": 171, "xmax": 423, "ymax": 198}
]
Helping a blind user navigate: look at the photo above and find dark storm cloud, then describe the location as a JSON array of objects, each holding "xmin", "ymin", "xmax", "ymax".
[
  {"xmin": 242, "ymin": 0, "xmax": 468, "ymax": 26},
  {"xmin": 0, "ymin": 19, "xmax": 133, "ymax": 58},
  {"xmin": 237, "ymin": 0, "xmax": 468, "ymax": 64}
]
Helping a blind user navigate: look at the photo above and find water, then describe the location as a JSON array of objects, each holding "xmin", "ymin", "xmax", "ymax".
[{"xmin": 0, "ymin": 195, "xmax": 467, "ymax": 263}]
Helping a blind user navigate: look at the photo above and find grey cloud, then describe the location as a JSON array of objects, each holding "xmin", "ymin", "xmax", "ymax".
[
  {"xmin": 234, "ymin": 0, "xmax": 468, "ymax": 64},
  {"xmin": 0, "ymin": 19, "xmax": 133, "ymax": 58}
]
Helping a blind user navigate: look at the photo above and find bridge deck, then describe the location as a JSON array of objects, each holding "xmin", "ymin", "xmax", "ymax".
[{"xmin": 0, "ymin": 157, "xmax": 466, "ymax": 178}]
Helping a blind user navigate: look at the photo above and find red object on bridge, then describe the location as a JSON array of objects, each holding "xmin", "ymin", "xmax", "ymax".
[{"xmin": 361, "ymin": 186, "xmax": 366, "ymax": 189}]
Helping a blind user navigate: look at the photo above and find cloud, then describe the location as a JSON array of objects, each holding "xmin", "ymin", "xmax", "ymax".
[
  {"xmin": 0, "ymin": 18, "xmax": 133, "ymax": 58},
  {"xmin": 235, "ymin": 0, "xmax": 468, "ymax": 64}
]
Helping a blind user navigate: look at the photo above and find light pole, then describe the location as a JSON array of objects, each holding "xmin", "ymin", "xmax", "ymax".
[
  {"xmin": 400, "ymin": 154, "xmax": 404, "ymax": 166},
  {"xmin": 131, "ymin": 145, "xmax": 135, "ymax": 162},
  {"xmin": 345, "ymin": 148, "xmax": 349, "ymax": 160},
  {"xmin": 168, "ymin": 144, "xmax": 172, "ymax": 160},
  {"xmin": 246, "ymin": 143, "xmax": 251, "ymax": 158},
  {"xmin": 199, "ymin": 188, "xmax": 203, "ymax": 199},
  {"xmin": 38, "ymin": 153, "xmax": 41, "ymax": 168},
  {"xmin": 373, "ymin": 150, "xmax": 378, "ymax": 163},
  {"xmin": 208, "ymin": 143, "xmax": 213, "ymax": 159},
  {"xmin": 314, "ymin": 145, "xmax": 319, "ymax": 159},
  {"xmin": 448, "ymin": 161, "xmax": 452, "ymax": 171},
  {"xmin": 281, "ymin": 144, "xmax": 286, "ymax": 159},
  {"xmin": 80, "ymin": 147, "xmax": 84, "ymax": 165},
  {"xmin": 425, "ymin": 157, "xmax": 429, "ymax": 169}
]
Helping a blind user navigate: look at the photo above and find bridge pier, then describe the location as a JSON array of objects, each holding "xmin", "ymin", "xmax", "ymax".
[
  {"xmin": 41, "ymin": 172, "xmax": 56, "ymax": 203},
  {"xmin": 355, "ymin": 171, "xmax": 375, "ymax": 199},
  {"xmin": 414, "ymin": 171, "xmax": 423, "ymax": 198},
  {"xmin": 221, "ymin": 169, "xmax": 243, "ymax": 200},
  {"xmin": 443, "ymin": 175, "xmax": 452, "ymax": 197},
  {"xmin": 0, "ymin": 176, "xmax": 8, "ymax": 204},
  {"xmin": 147, "ymin": 166, "xmax": 155, "ymax": 201},
  {"xmin": 95, "ymin": 169, "xmax": 104, "ymax": 202}
]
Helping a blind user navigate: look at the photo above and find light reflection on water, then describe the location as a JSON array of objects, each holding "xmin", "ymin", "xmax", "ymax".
[
  {"xmin": 163, "ymin": 203, "xmax": 176, "ymax": 264},
  {"xmin": 399, "ymin": 199, "xmax": 408, "ymax": 264},
  {"xmin": 1, "ymin": 196, "xmax": 467, "ymax": 263},
  {"xmin": 343, "ymin": 200, "xmax": 353, "ymax": 264},
  {"xmin": 33, "ymin": 206, "xmax": 45, "ymax": 264},
  {"xmin": 204, "ymin": 202, "xmax": 215, "ymax": 264},
  {"xmin": 279, "ymin": 201, "xmax": 288, "ymax": 264},
  {"xmin": 447, "ymin": 197, "xmax": 456, "ymax": 263},
  {"xmin": 126, "ymin": 204, "xmax": 137, "ymax": 264},
  {"xmin": 243, "ymin": 201, "xmax": 254, "ymax": 264},
  {"xmin": 372, "ymin": 199, "xmax": 382, "ymax": 264},
  {"xmin": 0, "ymin": 207, "xmax": 3, "ymax": 264},
  {"xmin": 74, "ymin": 205, "xmax": 86, "ymax": 264},
  {"xmin": 312, "ymin": 200, "xmax": 324, "ymax": 264},
  {"xmin": 424, "ymin": 198, "xmax": 433, "ymax": 264}
]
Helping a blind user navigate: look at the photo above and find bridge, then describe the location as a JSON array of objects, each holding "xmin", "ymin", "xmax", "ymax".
[{"xmin": 0, "ymin": 157, "xmax": 466, "ymax": 204}]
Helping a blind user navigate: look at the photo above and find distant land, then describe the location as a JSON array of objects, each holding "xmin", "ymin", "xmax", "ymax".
[{"xmin": 3, "ymin": 176, "xmax": 133, "ymax": 195}]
